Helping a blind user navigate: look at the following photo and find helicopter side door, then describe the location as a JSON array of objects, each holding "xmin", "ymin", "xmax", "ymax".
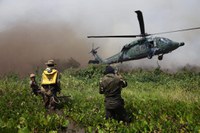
[{"xmin": 126, "ymin": 42, "xmax": 149, "ymax": 59}]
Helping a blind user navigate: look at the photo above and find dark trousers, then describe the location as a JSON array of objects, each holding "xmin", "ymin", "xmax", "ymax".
[
  {"xmin": 105, "ymin": 106, "xmax": 130, "ymax": 123},
  {"xmin": 42, "ymin": 85, "xmax": 58, "ymax": 109}
]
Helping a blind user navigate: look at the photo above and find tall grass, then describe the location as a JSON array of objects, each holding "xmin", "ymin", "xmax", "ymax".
[
  {"xmin": 0, "ymin": 74, "xmax": 68, "ymax": 132},
  {"xmin": 0, "ymin": 65, "xmax": 200, "ymax": 132},
  {"xmin": 62, "ymin": 66, "xmax": 200, "ymax": 132}
]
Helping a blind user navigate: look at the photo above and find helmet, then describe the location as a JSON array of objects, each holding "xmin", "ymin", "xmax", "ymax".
[
  {"xmin": 30, "ymin": 73, "xmax": 36, "ymax": 78},
  {"xmin": 104, "ymin": 65, "xmax": 115, "ymax": 75}
]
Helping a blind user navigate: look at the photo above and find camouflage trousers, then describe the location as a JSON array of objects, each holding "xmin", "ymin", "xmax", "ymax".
[{"xmin": 40, "ymin": 85, "xmax": 58, "ymax": 109}]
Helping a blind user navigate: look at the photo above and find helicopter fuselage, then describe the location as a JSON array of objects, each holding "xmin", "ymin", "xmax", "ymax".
[{"xmin": 102, "ymin": 37, "xmax": 184, "ymax": 64}]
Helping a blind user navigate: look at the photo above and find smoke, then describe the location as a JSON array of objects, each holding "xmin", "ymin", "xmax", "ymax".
[
  {"xmin": 0, "ymin": 0, "xmax": 200, "ymax": 75},
  {"xmin": 0, "ymin": 21, "xmax": 90, "ymax": 75}
]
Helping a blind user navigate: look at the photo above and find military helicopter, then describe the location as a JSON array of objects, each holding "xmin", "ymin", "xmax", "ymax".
[{"xmin": 87, "ymin": 10, "xmax": 200, "ymax": 64}]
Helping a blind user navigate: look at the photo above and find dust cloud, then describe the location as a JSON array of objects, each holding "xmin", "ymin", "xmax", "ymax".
[
  {"xmin": 0, "ymin": 22, "xmax": 90, "ymax": 75},
  {"xmin": 0, "ymin": 0, "xmax": 200, "ymax": 75}
]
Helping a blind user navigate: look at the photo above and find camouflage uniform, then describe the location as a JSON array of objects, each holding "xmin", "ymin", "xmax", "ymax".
[
  {"xmin": 40, "ymin": 60, "xmax": 61, "ymax": 109},
  {"xmin": 99, "ymin": 66, "xmax": 130, "ymax": 123}
]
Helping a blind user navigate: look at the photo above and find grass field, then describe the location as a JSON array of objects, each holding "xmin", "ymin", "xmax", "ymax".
[{"xmin": 0, "ymin": 65, "xmax": 200, "ymax": 132}]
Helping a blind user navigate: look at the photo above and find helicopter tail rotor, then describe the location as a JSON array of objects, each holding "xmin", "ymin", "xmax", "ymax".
[
  {"xmin": 89, "ymin": 44, "xmax": 100, "ymax": 54},
  {"xmin": 89, "ymin": 47, "xmax": 100, "ymax": 54},
  {"xmin": 88, "ymin": 44, "xmax": 104, "ymax": 64}
]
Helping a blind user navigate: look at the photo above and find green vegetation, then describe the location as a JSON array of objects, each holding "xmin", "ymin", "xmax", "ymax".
[
  {"xmin": 0, "ymin": 65, "xmax": 200, "ymax": 132},
  {"xmin": 0, "ymin": 74, "xmax": 69, "ymax": 132}
]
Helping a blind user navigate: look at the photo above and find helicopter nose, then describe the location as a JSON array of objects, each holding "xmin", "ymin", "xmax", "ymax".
[{"xmin": 179, "ymin": 42, "xmax": 185, "ymax": 46}]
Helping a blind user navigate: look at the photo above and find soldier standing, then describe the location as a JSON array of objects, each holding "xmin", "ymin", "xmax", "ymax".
[
  {"xmin": 99, "ymin": 65, "xmax": 131, "ymax": 123},
  {"xmin": 40, "ymin": 60, "xmax": 61, "ymax": 109}
]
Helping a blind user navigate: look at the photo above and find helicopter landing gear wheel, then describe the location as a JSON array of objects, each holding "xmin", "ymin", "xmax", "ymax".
[{"xmin": 158, "ymin": 55, "xmax": 163, "ymax": 60}]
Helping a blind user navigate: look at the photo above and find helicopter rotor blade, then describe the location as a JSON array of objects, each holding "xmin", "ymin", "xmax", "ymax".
[
  {"xmin": 135, "ymin": 10, "xmax": 145, "ymax": 36},
  {"xmin": 88, "ymin": 26, "xmax": 200, "ymax": 38},
  {"xmin": 151, "ymin": 26, "xmax": 200, "ymax": 35},
  {"xmin": 88, "ymin": 10, "xmax": 147, "ymax": 38},
  {"xmin": 88, "ymin": 35, "xmax": 142, "ymax": 38}
]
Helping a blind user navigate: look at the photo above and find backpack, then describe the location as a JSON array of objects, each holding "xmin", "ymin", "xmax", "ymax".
[{"xmin": 41, "ymin": 69, "xmax": 58, "ymax": 85}]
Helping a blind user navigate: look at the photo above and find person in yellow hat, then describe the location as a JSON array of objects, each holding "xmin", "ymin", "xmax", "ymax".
[
  {"xmin": 40, "ymin": 60, "xmax": 61, "ymax": 109},
  {"xmin": 29, "ymin": 73, "xmax": 40, "ymax": 95}
]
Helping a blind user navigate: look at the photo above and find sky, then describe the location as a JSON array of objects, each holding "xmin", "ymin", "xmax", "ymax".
[{"xmin": 0, "ymin": 0, "xmax": 200, "ymax": 74}]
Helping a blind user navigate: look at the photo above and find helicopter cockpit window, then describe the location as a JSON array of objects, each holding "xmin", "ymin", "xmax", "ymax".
[{"xmin": 160, "ymin": 38, "xmax": 172, "ymax": 44}]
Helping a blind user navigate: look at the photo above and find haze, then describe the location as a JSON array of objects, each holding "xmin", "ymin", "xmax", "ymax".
[{"xmin": 0, "ymin": 0, "xmax": 200, "ymax": 75}]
